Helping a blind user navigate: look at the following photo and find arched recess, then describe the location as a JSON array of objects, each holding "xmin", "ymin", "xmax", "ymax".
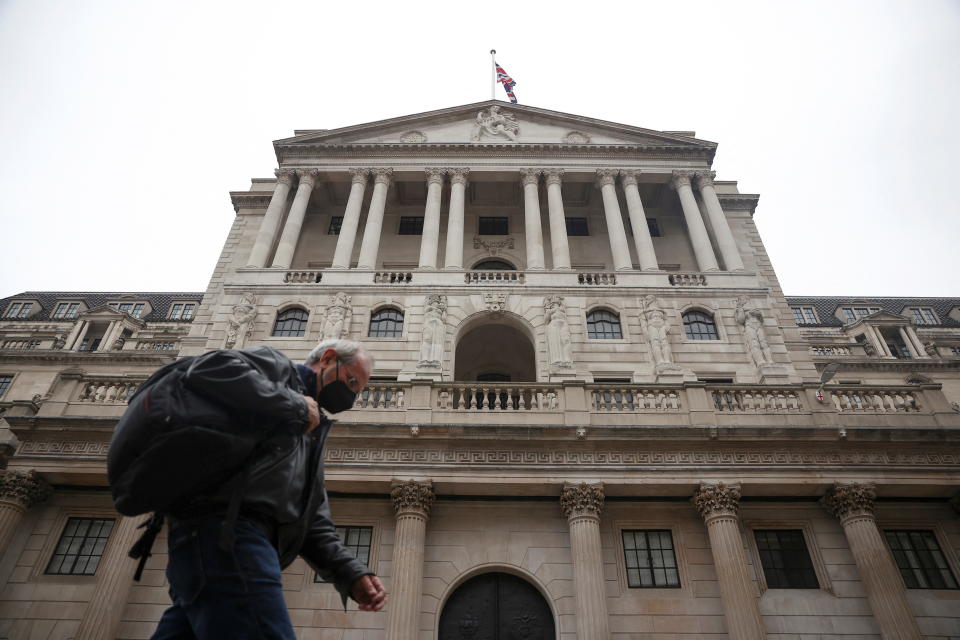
[
  {"xmin": 471, "ymin": 258, "xmax": 516, "ymax": 270},
  {"xmin": 453, "ymin": 311, "xmax": 537, "ymax": 382}
]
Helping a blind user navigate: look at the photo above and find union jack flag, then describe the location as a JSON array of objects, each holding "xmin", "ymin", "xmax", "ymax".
[{"xmin": 495, "ymin": 62, "xmax": 518, "ymax": 103}]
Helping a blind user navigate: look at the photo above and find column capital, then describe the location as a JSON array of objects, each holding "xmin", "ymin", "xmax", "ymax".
[
  {"xmin": 822, "ymin": 482, "xmax": 876, "ymax": 523},
  {"xmin": 295, "ymin": 168, "xmax": 320, "ymax": 186},
  {"xmin": 0, "ymin": 469, "xmax": 52, "ymax": 509},
  {"xmin": 670, "ymin": 170, "xmax": 694, "ymax": 190},
  {"xmin": 391, "ymin": 479, "xmax": 435, "ymax": 519},
  {"xmin": 543, "ymin": 168, "xmax": 564, "ymax": 186},
  {"xmin": 595, "ymin": 168, "xmax": 618, "ymax": 187},
  {"xmin": 694, "ymin": 170, "xmax": 717, "ymax": 189},
  {"xmin": 425, "ymin": 168, "xmax": 445, "ymax": 185},
  {"xmin": 519, "ymin": 168, "xmax": 541, "ymax": 186},
  {"xmin": 274, "ymin": 168, "xmax": 297, "ymax": 185},
  {"xmin": 693, "ymin": 482, "xmax": 741, "ymax": 521},
  {"xmin": 349, "ymin": 168, "xmax": 370, "ymax": 185},
  {"xmin": 448, "ymin": 168, "xmax": 470, "ymax": 185},
  {"xmin": 619, "ymin": 169, "xmax": 641, "ymax": 187},
  {"xmin": 560, "ymin": 482, "xmax": 604, "ymax": 520},
  {"xmin": 371, "ymin": 168, "xmax": 393, "ymax": 186}
]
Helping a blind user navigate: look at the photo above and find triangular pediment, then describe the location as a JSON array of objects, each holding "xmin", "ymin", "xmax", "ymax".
[
  {"xmin": 81, "ymin": 305, "xmax": 126, "ymax": 319},
  {"xmin": 277, "ymin": 101, "xmax": 716, "ymax": 149}
]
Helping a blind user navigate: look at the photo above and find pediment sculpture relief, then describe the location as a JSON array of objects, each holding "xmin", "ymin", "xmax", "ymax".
[{"xmin": 470, "ymin": 105, "xmax": 519, "ymax": 142}]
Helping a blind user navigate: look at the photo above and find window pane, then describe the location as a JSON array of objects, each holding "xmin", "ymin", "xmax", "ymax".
[
  {"xmin": 753, "ymin": 530, "xmax": 819, "ymax": 589},
  {"xmin": 565, "ymin": 217, "xmax": 589, "ymax": 236},
  {"xmin": 587, "ymin": 310, "xmax": 622, "ymax": 339},
  {"xmin": 45, "ymin": 517, "xmax": 115, "ymax": 576},
  {"xmin": 328, "ymin": 216, "xmax": 343, "ymax": 235},
  {"xmin": 369, "ymin": 309, "xmax": 404, "ymax": 338},
  {"xmin": 316, "ymin": 526, "xmax": 373, "ymax": 583},
  {"xmin": 398, "ymin": 216, "xmax": 424, "ymax": 235},
  {"xmin": 273, "ymin": 309, "xmax": 308, "ymax": 337},
  {"xmin": 884, "ymin": 530, "xmax": 958, "ymax": 589},
  {"xmin": 181, "ymin": 304, "xmax": 195, "ymax": 320},
  {"xmin": 17, "ymin": 303, "xmax": 31, "ymax": 318},
  {"xmin": 683, "ymin": 311, "xmax": 719, "ymax": 340},
  {"xmin": 792, "ymin": 308, "xmax": 804, "ymax": 324},
  {"xmin": 478, "ymin": 217, "xmax": 508, "ymax": 235},
  {"xmin": 622, "ymin": 530, "xmax": 680, "ymax": 588},
  {"xmin": 0, "ymin": 375, "xmax": 13, "ymax": 398}
]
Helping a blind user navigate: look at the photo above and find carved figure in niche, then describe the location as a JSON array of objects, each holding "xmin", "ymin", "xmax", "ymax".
[
  {"xmin": 52, "ymin": 334, "xmax": 66, "ymax": 350},
  {"xmin": 641, "ymin": 295, "xmax": 674, "ymax": 366},
  {"xmin": 924, "ymin": 341, "xmax": 939, "ymax": 358},
  {"xmin": 113, "ymin": 334, "xmax": 126, "ymax": 351},
  {"xmin": 544, "ymin": 295, "xmax": 573, "ymax": 368},
  {"xmin": 225, "ymin": 292, "xmax": 257, "ymax": 349},
  {"xmin": 470, "ymin": 105, "xmax": 519, "ymax": 142},
  {"xmin": 418, "ymin": 295, "xmax": 447, "ymax": 367},
  {"xmin": 321, "ymin": 292, "xmax": 352, "ymax": 340},
  {"xmin": 734, "ymin": 297, "xmax": 773, "ymax": 367}
]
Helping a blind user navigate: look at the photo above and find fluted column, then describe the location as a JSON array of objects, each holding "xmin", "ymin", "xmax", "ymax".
[
  {"xmin": 693, "ymin": 483, "xmax": 766, "ymax": 640},
  {"xmin": 0, "ymin": 469, "xmax": 51, "ymax": 553},
  {"xmin": 247, "ymin": 169, "xmax": 296, "ymax": 267},
  {"xmin": 271, "ymin": 169, "xmax": 319, "ymax": 269},
  {"xmin": 620, "ymin": 170, "xmax": 659, "ymax": 271},
  {"xmin": 331, "ymin": 169, "xmax": 370, "ymax": 269},
  {"xmin": 356, "ymin": 169, "xmax": 393, "ymax": 269},
  {"xmin": 385, "ymin": 480, "xmax": 435, "ymax": 640},
  {"xmin": 671, "ymin": 170, "xmax": 719, "ymax": 272},
  {"xmin": 544, "ymin": 169, "xmax": 571, "ymax": 270},
  {"xmin": 443, "ymin": 169, "xmax": 469, "ymax": 270},
  {"xmin": 560, "ymin": 482, "xmax": 610, "ymax": 640},
  {"xmin": 520, "ymin": 169, "xmax": 545, "ymax": 270},
  {"xmin": 694, "ymin": 171, "xmax": 745, "ymax": 271},
  {"xmin": 418, "ymin": 169, "xmax": 445, "ymax": 269},
  {"xmin": 74, "ymin": 515, "xmax": 145, "ymax": 640},
  {"xmin": 823, "ymin": 483, "xmax": 921, "ymax": 640},
  {"xmin": 596, "ymin": 169, "xmax": 632, "ymax": 271}
]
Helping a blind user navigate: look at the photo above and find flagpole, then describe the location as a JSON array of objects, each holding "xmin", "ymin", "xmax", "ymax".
[{"xmin": 490, "ymin": 49, "xmax": 496, "ymax": 100}]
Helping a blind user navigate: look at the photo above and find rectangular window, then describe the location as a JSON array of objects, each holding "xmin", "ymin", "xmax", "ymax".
[
  {"xmin": 180, "ymin": 303, "xmax": 196, "ymax": 320},
  {"xmin": 646, "ymin": 218, "xmax": 661, "ymax": 237},
  {"xmin": 842, "ymin": 307, "xmax": 880, "ymax": 323},
  {"xmin": 753, "ymin": 530, "xmax": 819, "ymax": 589},
  {"xmin": 169, "ymin": 304, "xmax": 184, "ymax": 320},
  {"xmin": 565, "ymin": 217, "xmax": 589, "ymax": 236},
  {"xmin": 0, "ymin": 375, "xmax": 12, "ymax": 398},
  {"xmin": 622, "ymin": 530, "xmax": 680, "ymax": 588},
  {"xmin": 884, "ymin": 530, "xmax": 959, "ymax": 589},
  {"xmin": 909, "ymin": 308, "xmax": 937, "ymax": 325},
  {"xmin": 328, "ymin": 216, "xmax": 343, "ymax": 235},
  {"xmin": 132, "ymin": 303, "xmax": 145, "ymax": 318},
  {"xmin": 478, "ymin": 217, "xmax": 509, "ymax": 235},
  {"xmin": 398, "ymin": 216, "xmax": 424, "ymax": 235},
  {"xmin": 17, "ymin": 303, "xmax": 32, "ymax": 318},
  {"xmin": 4, "ymin": 303, "xmax": 21, "ymax": 318},
  {"xmin": 53, "ymin": 302, "xmax": 80, "ymax": 319},
  {"xmin": 45, "ymin": 517, "xmax": 115, "ymax": 575},
  {"xmin": 791, "ymin": 306, "xmax": 818, "ymax": 324},
  {"xmin": 315, "ymin": 526, "xmax": 373, "ymax": 582}
]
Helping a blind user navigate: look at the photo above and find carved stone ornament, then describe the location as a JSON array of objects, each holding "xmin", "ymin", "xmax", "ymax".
[
  {"xmin": 484, "ymin": 293, "xmax": 507, "ymax": 313},
  {"xmin": 473, "ymin": 236, "xmax": 514, "ymax": 255},
  {"xmin": 595, "ymin": 168, "xmax": 618, "ymax": 187},
  {"xmin": 349, "ymin": 168, "xmax": 370, "ymax": 185},
  {"xmin": 0, "ymin": 469, "xmax": 52, "ymax": 509},
  {"xmin": 418, "ymin": 295, "xmax": 447, "ymax": 367},
  {"xmin": 295, "ymin": 168, "xmax": 320, "ymax": 186},
  {"xmin": 564, "ymin": 131, "xmax": 591, "ymax": 144},
  {"xmin": 735, "ymin": 296, "xmax": 774, "ymax": 367},
  {"xmin": 372, "ymin": 168, "xmax": 393, "ymax": 186},
  {"xmin": 641, "ymin": 295, "xmax": 674, "ymax": 366},
  {"xmin": 225, "ymin": 292, "xmax": 257, "ymax": 349},
  {"xmin": 519, "ymin": 168, "xmax": 541, "ymax": 186},
  {"xmin": 822, "ymin": 482, "xmax": 876, "ymax": 522},
  {"xmin": 619, "ymin": 169, "xmax": 641, "ymax": 187},
  {"xmin": 694, "ymin": 170, "xmax": 717, "ymax": 188},
  {"xmin": 560, "ymin": 482, "xmax": 604, "ymax": 519},
  {"xmin": 390, "ymin": 479, "xmax": 435, "ymax": 518},
  {"xmin": 543, "ymin": 169, "xmax": 564, "ymax": 186},
  {"xmin": 321, "ymin": 292, "xmax": 352, "ymax": 340},
  {"xmin": 670, "ymin": 170, "xmax": 693, "ymax": 190},
  {"xmin": 693, "ymin": 482, "xmax": 741, "ymax": 521},
  {"xmin": 425, "ymin": 168, "xmax": 445, "ymax": 185},
  {"xmin": 274, "ymin": 168, "xmax": 296, "ymax": 185},
  {"xmin": 470, "ymin": 105, "xmax": 520, "ymax": 142},
  {"xmin": 544, "ymin": 295, "xmax": 573, "ymax": 368},
  {"xmin": 400, "ymin": 130, "xmax": 427, "ymax": 143}
]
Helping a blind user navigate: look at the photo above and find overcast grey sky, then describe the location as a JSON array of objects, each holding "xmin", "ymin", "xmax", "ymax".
[{"xmin": 1, "ymin": 0, "xmax": 958, "ymax": 299}]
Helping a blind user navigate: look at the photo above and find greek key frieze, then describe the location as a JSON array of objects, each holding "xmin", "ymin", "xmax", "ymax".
[{"xmin": 17, "ymin": 440, "xmax": 110, "ymax": 458}]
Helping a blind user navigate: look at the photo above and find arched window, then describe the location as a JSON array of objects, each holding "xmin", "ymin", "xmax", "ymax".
[
  {"xmin": 272, "ymin": 308, "xmax": 308, "ymax": 337},
  {"xmin": 472, "ymin": 259, "xmax": 515, "ymax": 271},
  {"xmin": 683, "ymin": 311, "xmax": 719, "ymax": 340},
  {"xmin": 369, "ymin": 308, "xmax": 404, "ymax": 338},
  {"xmin": 586, "ymin": 309, "xmax": 622, "ymax": 339}
]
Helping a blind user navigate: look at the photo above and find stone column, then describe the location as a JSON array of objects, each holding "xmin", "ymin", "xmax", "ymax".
[
  {"xmin": 904, "ymin": 326, "xmax": 928, "ymax": 359},
  {"xmin": 63, "ymin": 320, "xmax": 85, "ymax": 351},
  {"xmin": 418, "ymin": 169, "xmax": 445, "ymax": 269},
  {"xmin": 619, "ymin": 170, "xmax": 659, "ymax": 271},
  {"xmin": 74, "ymin": 515, "xmax": 146, "ymax": 640},
  {"xmin": 897, "ymin": 327, "xmax": 920, "ymax": 359},
  {"xmin": 0, "ymin": 469, "xmax": 51, "ymax": 553},
  {"xmin": 443, "ymin": 169, "xmax": 469, "ymax": 270},
  {"xmin": 823, "ymin": 483, "xmax": 921, "ymax": 640},
  {"xmin": 520, "ymin": 169, "xmax": 546, "ymax": 270},
  {"xmin": 72, "ymin": 321, "xmax": 91, "ymax": 351},
  {"xmin": 357, "ymin": 169, "xmax": 394, "ymax": 269},
  {"xmin": 560, "ymin": 482, "xmax": 610, "ymax": 640},
  {"xmin": 271, "ymin": 169, "xmax": 319, "ymax": 269},
  {"xmin": 544, "ymin": 169, "xmax": 572, "ymax": 270},
  {"xmin": 694, "ymin": 171, "xmax": 745, "ymax": 271},
  {"xmin": 247, "ymin": 169, "xmax": 296, "ymax": 267},
  {"xmin": 331, "ymin": 169, "xmax": 370, "ymax": 269},
  {"xmin": 385, "ymin": 480, "xmax": 435, "ymax": 640},
  {"xmin": 99, "ymin": 321, "xmax": 119, "ymax": 351},
  {"xmin": 596, "ymin": 169, "xmax": 633, "ymax": 271},
  {"xmin": 869, "ymin": 326, "xmax": 894, "ymax": 357},
  {"xmin": 671, "ymin": 170, "xmax": 719, "ymax": 272},
  {"xmin": 693, "ymin": 483, "xmax": 766, "ymax": 640}
]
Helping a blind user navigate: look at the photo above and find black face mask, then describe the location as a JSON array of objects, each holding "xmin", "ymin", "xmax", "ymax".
[{"xmin": 317, "ymin": 360, "xmax": 357, "ymax": 414}]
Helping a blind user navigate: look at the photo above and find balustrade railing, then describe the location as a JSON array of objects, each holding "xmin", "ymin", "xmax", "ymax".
[
  {"xmin": 810, "ymin": 346, "xmax": 851, "ymax": 356},
  {"xmin": 354, "ymin": 383, "xmax": 406, "ymax": 409},
  {"xmin": 578, "ymin": 272, "xmax": 617, "ymax": 286},
  {"xmin": 464, "ymin": 271, "xmax": 524, "ymax": 285},
  {"xmin": 710, "ymin": 387, "xmax": 803, "ymax": 412},
  {"xmin": 284, "ymin": 270, "xmax": 322, "ymax": 283},
  {"xmin": 1, "ymin": 340, "xmax": 41, "ymax": 350},
  {"xmin": 136, "ymin": 341, "xmax": 178, "ymax": 351},
  {"xmin": 436, "ymin": 384, "xmax": 560, "ymax": 411},
  {"xmin": 76, "ymin": 378, "xmax": 144, "ymax": 404},
  {"xmin": 830, "ymin": 388, "xmax": 919, "ymax": 413},
  {"xmin": 374, "ymin": 271, "xmax": 413, "ymax": 284},
  {"xmin": 589, "ymin": 386, "xmax": 681, "ymax": 411},
  {"xmin": 668, "ymin": 273, "xmax": 708, "ymax": 286}
]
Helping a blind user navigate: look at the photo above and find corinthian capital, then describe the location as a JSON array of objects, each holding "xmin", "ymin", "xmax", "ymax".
[
  {"xmin": 519, "ymin": 168, "xmax": 541, "ymax": 186},
  {"xmin": 694, "ymin": 170, "xmax": 717, "ymax": 189},
  {"xmin": 619, "ymin": 170, "xmax": 641, "ymax": 187},
  {"xmin": 349, "ymin": 168, "xmax": 370, "ymax": 185},
  {"xmin": 449, "ymin": 168, "xmax": 470, "ymax": 185},
  {"xmin": 274, "ymin": 168, "xmax": 296, "ymax": 185},
  {"xmin": 822, "ymin": 482, "xmax": 876, "ymax": 523},
  {"xmin": 560, "ymin": 482, "xmax": 604, "ymax": 520},
  {"xmin": 693, "ymin": 482, "xmax": 741, "ymax": 521},
  {"xmin": 425, "ymin": 168, "xmax": 445, "ymax": 186},
  {"xmin": 0, "ymin": 469, "xmax": 52, "ymax": 509},
  {"xmin": 295, "ymin": 168, "xmax": 320, "ymax": 187},
  {"xmin": 595, "ymin": 168, "xmax": 619, "ymax": 187},
  {"xmin": 391, "ymin": 479, "xmax": 435, "ymax": 519},
  {"xmin": 372, "ymin": 168, "xmax": 393, "ymax": 186},
  {"xmin": 543, "ymin": 169, "xmax": 564, "ymax": 186},
  {"xmin": 670, "ymin": 170, "xmax": 693, "ymax": 190}
]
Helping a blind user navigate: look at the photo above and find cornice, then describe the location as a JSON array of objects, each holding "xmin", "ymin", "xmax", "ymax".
[
  {"xmin": 0, "ymin": 351, "xmax": 177, "ymax": 365},
  {"xmin": 230, "ymin": 191, "xmax": 274, "ymax": 212},
  {"xmin": 717, "ymin": 194, "xmax": 760, "ymax": 213}
]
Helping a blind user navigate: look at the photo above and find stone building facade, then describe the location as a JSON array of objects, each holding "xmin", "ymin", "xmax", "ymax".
[{"xmin": 1, "ymin": 101, "xmax": 959, "ymax": 639}]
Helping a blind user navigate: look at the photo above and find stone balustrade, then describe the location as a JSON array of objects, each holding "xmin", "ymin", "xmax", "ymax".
[
  {"xmin": 136, "ymin": 341, "xmax": 177, "ymax": 351},
  {"xmin": 354, "ymin": 383, "xmax": 406, "ymax": 409},
  {"xmin": 810, "ymin": 345, "xmax": 852, "ymax": 356},
  {"xmin": 589, "ymin": 385, "xmax": 682, "ymax": 411},
  {"xmin": 710, "ymin": 387, "xmax": 803, "ymax": 412},
  {"xmin": 76, "ymin": 379, "xmax": 144, "ymax": 404},
  {"xmin": 668, "ymin": 272, "xmax": 708, "ymax": 286},
  {"xmin": 374, "ymin": 271, "xmax": 413, "ymax": 284},
  {"xmin": 1, "ymin": 340, "xmax": 41, "ymax": 350},
  {"xmin": 577, "ymin": 272, "xmax": 617, "ymax": 285},
  {"xmin": 436, "ymin": 384, "xmax": 561, "ymax": 411},
  {"xmin": 464, "ymin": 270, "xmax": 525, "ymax": 284},
  {"xmin": 831, "ymin": 388, "xmax": 920, "ymax": 413},
  {"xmin": 283, "ymin": 270, "xmax": 322, "ymax": 283}
]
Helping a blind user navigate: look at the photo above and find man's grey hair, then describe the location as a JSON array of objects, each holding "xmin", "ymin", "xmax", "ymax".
[{"xmin": 304, "ymin": 339, "xmax": 374, "ymax": 368}]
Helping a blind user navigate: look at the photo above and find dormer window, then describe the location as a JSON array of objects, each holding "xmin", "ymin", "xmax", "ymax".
[
  {"xmin": 791, "ymin": 306, "xmax": 818, "ymax": 325},
  {"xmin": 4, "ymin": 302, "xmax": 32, "ymax": 319},
  {"xmin": 109, "ymin": 302, "xmax": 145, "ymax": 318},
  {"xmin": 53, "ymin": 302, "xmax": 81, "ymax": 319},
  {"xmin": 169, "ymin": 303, "xmax": 197, "ymax": 320},
  {"xmin": 841, "ymin": 306, "xmax": 880, "ymax": 324},
  {"xmin": 908, "ymin": 307, "xmax": 938, "ymax": 325}
]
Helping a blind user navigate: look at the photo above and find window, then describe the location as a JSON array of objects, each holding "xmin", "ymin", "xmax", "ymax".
[
  {"xmin": 586, "ymin": 310, "xmax": 623, "ymax": 339},
  {"xmin": 328, "ymin": 216, "xmax": 343, "ymax": 235},
  {"xmin": 753, "ymin": 530, "xmax": 819, "ymax": 589},
  {"xmin": 622, "ymin": 530, "xmax": 680, "ymax": 588},
  {"xmin": 272, "ymin": 308, "xmax": 308, "ymax": 337},
  {"xmin": 0, "ymin": 375, "xmax": 12, "ymax": 398},
  {"xmin": 841, "ymin": 306, "xmax": 880, "ymax": 323},
  {"xmin": 884, "ymin": 530, "xmax": 959, "ymax": 589},
  {"xmin": 111, "ymin": 302, "xmax": 145, "ymax": 318},
  {"xmin": 791, "ymin": 306, "xmax": 818, "ymax": 325},
  {"xmin": 45, "ymin": 517, "xmax": 115, "ymax": 575},
  {"xmin": 169, "ymin": 303, "xmax": 196, "ymax": 320},
  {"xmin": 398, "ymin": 216, "xmax": 424, "ymax": 235},
  {"xmin": 683, "ymin": 311, "xmax": 719, "ymax": 340},
  {"xmin": 908, "ymin": 307, "xmax": 938, "ymax": 325},
  {"xmin": 646, "ymin": 218, "xmax": 661, "ymax": 237},
  {"xmin": 315, "ymin": 526, "xmax": 373, "ymax": 582},
  {"xmin": 368, "ymin": 308, "xmax": 404, "ymax": 338},
  {"xmin": 53, "ymin": 302, "xmax": 81, "ymax": 319},
  {"xmin": 472, "ymin": 260, "xmax": 515, "ymax": 271},
  {"xmin": 565, "ymin": 217, "xmax": 589, "ymax": 236},
  {"xmin": 478, "ymin": 216, "xmax": 508, "ymax": 235},
  {"xmin": 4, "ymin": 302, "xmax": 32, "ymax": 319}
]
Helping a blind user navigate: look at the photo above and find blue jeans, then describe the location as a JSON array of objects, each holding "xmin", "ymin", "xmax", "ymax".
[{"xmin": 151, "ymin": 518, "xmax": 296, "ymax": 640}]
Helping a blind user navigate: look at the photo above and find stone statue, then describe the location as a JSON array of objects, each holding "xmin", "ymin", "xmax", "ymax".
[
  {"xmin": 418, "ymin": 295, "xmax": 447, "ymax": 367},
  {"xmin": 321, "ymin": 292, "xmax": 352, "ymax": 340},
  {"xmin": 51, "ymin": 334, "xmax": 66, "ymax": 350},
  {"xmin": 470, "ymin": 105, "xmax": 519, "ymax": 142},
  {"xmin": 641, "ymin": 295, "xmax": 674, "ymax": 366},
  {"xmin": 112, "ymin": 334, "xmax": 126, "ymax": 351},
  {"xmin": 225, "ymin": 292, "xmax": 257, "ymax": 349},
  {"xmin": 924, "ymin": 341, "xmax": 939, "ymax": 358},
  {"xmin": 544, "ymin": 295, "xmax": 573, "ymax": 368},
  {"xmin": 735, "ymin": 297, "xmax": 773, "ymax": 367}
]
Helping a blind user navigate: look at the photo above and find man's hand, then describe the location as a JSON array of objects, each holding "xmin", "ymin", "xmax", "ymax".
[
  {"xmin": 351, "ymin": 574, "xmax": 386, "ymax": 611},
  {"xmin": 303, "ymin": 396, "xmax": 320, "ymax": 434}
]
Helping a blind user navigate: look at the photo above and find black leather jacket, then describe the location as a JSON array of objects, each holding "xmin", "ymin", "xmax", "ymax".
[{"xmin": 174, "ymin": 346, "xmax": 372, "ymax": 605}]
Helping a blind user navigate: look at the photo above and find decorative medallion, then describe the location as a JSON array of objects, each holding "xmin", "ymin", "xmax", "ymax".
[
  {"xmin": 473, "ymin": 236, "xmax": 514, "ymax": 255},
  {"xmin": 564, "ymin": 130, "xmax": 590, "ymax": 144},
  {"xmin": 400, "ymin": 130, "xmax": 427, "ymax": 143}
]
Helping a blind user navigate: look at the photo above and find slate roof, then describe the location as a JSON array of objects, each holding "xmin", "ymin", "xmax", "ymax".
[
  {"xmin": 785, "ymin": 296, "xmax": 960, "ymax": 328},
  {"xmin": 0, "ymin": 292, "xmax": 204, "ymax": 323}
]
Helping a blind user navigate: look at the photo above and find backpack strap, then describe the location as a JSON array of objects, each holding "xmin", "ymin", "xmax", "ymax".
[{"xmin": 127, "ymin": 513, "xmax": 165, "ymax": 582}]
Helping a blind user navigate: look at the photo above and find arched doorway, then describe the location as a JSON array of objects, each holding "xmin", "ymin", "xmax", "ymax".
[
  {"xmin": 439, "ymin": 572, "xmax": 556, "ymax": 640},
  {"xmin": 454, "ymin": 321, "xmax": 535, "ymax": 382}
]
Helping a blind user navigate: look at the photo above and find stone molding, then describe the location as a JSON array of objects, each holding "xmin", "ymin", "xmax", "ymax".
[
  {"xmin": 822, "ymin": 482, "xmax": 876, "ymax": 522},
  {"xmin": 390, "ymin": 479, "xmax": 435, "ymax": 518},
  {"xmin": 560, "ymin": 481, "xmax": 604, "ymax": 519},
  {"xmin": 424, "ymin": 168, "xmax": 445, "ymax": 185},
  {"xmin": 230, "ymin": 192, "xmax": 274, "ymax": 212},
  {"xmin": 693, "ymin": 482, "xmax": 741, "ymax": 521},
  {"xmin": 670, "ymin": 170, "xmax": 693, "ymax": 190},
  {"xmin": 619, "ymin": 169, "xmax": 641, "ymax": 187},
  {"xmin": 349, "ymin": 168, "xmax": 370, "ymax": 185},
  {"xmin": 543, "ymin": 169, "xmax": 564, "ymax": 186},
  {"xmin": 519, "ymin": 168, "xmax": 541, "ymax": 186},
  {"xmin": 0, "ymin": 469, "xmax": 52, "ymax": 509},
  {"xmin": 274, "ymin": 168, "xmax": 297, "ymax": 184},
  {"xmin": 694, "ymin": 170, "xmax": 717, "ymax": 188},
  {"xmin": 595, "ymin": 168, "xmax": 618, "ymax": 187}
]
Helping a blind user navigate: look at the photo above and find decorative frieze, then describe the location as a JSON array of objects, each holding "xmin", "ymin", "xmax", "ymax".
[
  {"xmin": 822, "ymin": 482, "xmax": 876, "ymax": 522},
  {"xmin": 470, "ymin": 106, "xmax": 519, "ymax": 142},
  {"xmin": 559, "ymin": 481, "xmax": 604, "ymax": 519},
  {"xmin": 390, "ymin": 479, "xmax": 435, "ymax": 518},
  {"xmin": 693, "ymin": 482, "xmax": 741, "ymax": 521},
  {"xmin": 0, "ymin": 469, "xmax": 52, "ymax": 508}
]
